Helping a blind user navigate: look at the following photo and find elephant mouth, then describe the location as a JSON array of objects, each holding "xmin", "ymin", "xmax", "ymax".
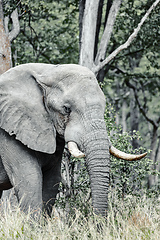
[{"xmin": 67, "ymin": 141, "xmax": 147, "ymax": 161}]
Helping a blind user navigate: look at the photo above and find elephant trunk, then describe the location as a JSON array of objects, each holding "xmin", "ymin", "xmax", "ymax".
[{"xmin": 84, "ymin": 130, "xmax": 110, "ymax": 216}]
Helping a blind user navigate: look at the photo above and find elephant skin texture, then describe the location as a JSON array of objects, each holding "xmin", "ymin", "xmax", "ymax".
[{"xmin": 0, "ymin": 63, "xmax": 111, "ymax": 218}]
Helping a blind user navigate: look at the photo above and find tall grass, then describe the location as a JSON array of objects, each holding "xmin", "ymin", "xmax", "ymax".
[{"xmin": 0, "ymin": 191, "xmax": 160, "ymax": 239}]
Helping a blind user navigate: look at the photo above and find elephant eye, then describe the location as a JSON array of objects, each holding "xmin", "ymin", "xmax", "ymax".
[
  {"xmin": 63, "ymin": 105, "xmax": 71, "ymax": 114},
  {"xmin": 47, "ymin": 103, "xmax": 54, "ymax": 111}
]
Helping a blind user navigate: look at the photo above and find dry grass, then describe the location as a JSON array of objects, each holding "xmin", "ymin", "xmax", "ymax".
[{"xmin": 0, "ymin": 192, "xmax": 160, "ymax": 239}]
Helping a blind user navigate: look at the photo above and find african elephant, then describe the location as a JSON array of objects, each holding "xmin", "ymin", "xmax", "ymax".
[{"xmin": 0, "ymin": 63, "xmax": 146, "ymax": 218}]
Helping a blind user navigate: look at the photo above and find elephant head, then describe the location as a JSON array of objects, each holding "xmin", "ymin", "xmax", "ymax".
[{"xmin": 0, "ymin": 63, "xmax": 146, "ymax": 216}]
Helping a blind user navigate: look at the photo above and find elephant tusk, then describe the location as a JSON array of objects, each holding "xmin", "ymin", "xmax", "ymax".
[
  {"xmin": 68, "ymin": 141, "xmax": 85, "ymax": 158},
  {"xmin": 109, "ymin": 145, "xmax": 147, "ymax": 161}
]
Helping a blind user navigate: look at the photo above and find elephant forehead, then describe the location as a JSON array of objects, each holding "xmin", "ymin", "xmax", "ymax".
[
  {"xmin": 50, "ymin": 72, "xmax": 97, "ymax": 89},
  {"xmin": 51, "ymin": 64, "xmax": 95, "ymax": 78},
  {"xmin": 52, "ymin": 71, "xmax": 99, "ymax": 90},
  {"xmin": 64, "ymin": 83, "xmax": 106, "ymax": 108}
]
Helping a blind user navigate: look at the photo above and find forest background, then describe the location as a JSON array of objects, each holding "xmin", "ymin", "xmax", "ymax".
[{"xmin": 0, "ymin": 0, "xmax": 160, "ymax": 212}]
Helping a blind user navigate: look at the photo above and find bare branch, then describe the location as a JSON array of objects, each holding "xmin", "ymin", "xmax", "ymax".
[
  {"xmin": 8, "ymin": 9, "xmax": 20, "ymax": 42},
  {"xmin": 117, "ymin": 65, "xmax": 160, "ymax": 127},
  {"xmin": 95, "ymin": 0, "xmax": 122, "ymax": 65},
  {"xmin": 94, "ymin": 0, "xmax": 104, "ymax": 59},
  {"xmin": 93, "ymin": 0, "xmax": 160, "ymax": 74},
  {"xmin": 79, "ymin": 0, "xmax": 86, "ymax": 52},
  {"xmin": 4, "ymin": 15, "xmax": 9, "ymax": 34},
  {"xmin": 125, "ymin": 79, "xmax": 159, "ymax": 128},
  {"xmin": 20, "ymin": 29, "xmax": 52, "ymax": 63}
]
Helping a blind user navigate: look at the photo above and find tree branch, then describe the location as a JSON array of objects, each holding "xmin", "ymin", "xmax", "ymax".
[
  {"xmin": 125, "ymin": 79, "xmax": 159, "ymax": 128},
  {"xmin": 20, "ymin": 29, "xmax": 52, "ymax": 63},
  {"xmin": 115, "ymin": 65, "xmax": 160, "ymax": 127},
  {"xmin": 94, "ymin": 0, "xmax": 104, "ymax": 59},
  {"xmin": 95, "ymin": 0, "xmax": 122, "ymax": 65},
  {"xmin": 8, "ymin": 9, "xmax": 20, "ymax": 42},
  {"xmin": 79, "ymin": 0, "xmax": 86, "ymax": 53},
  {"xmin": 93, "ymin": 0, "xmax": 160, "ymax": 74}
]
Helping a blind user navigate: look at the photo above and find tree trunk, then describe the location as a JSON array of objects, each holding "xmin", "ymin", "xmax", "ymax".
[
  {"xmin": 153, "ymin": 138, "xmax": 160, "ymax": 187},
  {"xmin": 79, "ymin": 0, "xmax": 100, "ymax": 70},
  {"xmin": 0, "ymin": 0, "xmax": 11, "ymax": 74},
  {"xmin": 122, "ymin": 100, "xmax": 127, "ymax": 133},
  {"xmin": 0, "ymin": 1, "xmax": 20, "ymax": 75},
  {"xmin": 130, "ymin": 89, "xmax": 139, "ymax": 149},
  {"xmin": 148, "ymin": 126, "xmax": 158, "ymax": 189}
]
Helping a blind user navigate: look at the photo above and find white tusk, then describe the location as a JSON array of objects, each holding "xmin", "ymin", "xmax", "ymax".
[
  {"xmin": 68, "ymin": 141, "xmax": 85, "ymax": 158},
  {"xmin": 109, "ymin": 145, "xmax": 147, "ymax": 161}
]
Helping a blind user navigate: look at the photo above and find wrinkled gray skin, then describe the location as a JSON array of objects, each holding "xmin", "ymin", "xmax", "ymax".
[{"xmin": 0, "ymin": 64, "xmax": 109, "ymax": 218}]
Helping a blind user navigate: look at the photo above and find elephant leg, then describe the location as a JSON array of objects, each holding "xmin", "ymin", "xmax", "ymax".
[
  {"xmin": 1, "ymin": 135, "xmax": 43, "ymax": 219},
  {"xmin": 4, "ymin": 157, "xmax": 43, "ymax": 219},
  {"xmin": 1, "ymin": 188, "xmax": 18, "ymax": 208},
  {"xmin": 42, "ymin": 136, "xmax": 65, "ymax": 217},
  {"xmin": 42, "ymin": 159, "xmax": 62, "ymax": 217}
]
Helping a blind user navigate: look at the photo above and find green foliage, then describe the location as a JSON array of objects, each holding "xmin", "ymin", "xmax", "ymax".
[
  {"xmin": 111, "ymin": 0, "xmax": 160, "ymax": 55},
  {"xmin": 105, "ymin": 0, "xmax": 160, "ymax": 150},
  {"xmin": 56, "ymin": 155, "xmax": 91, "ymax": 218},
  {"xmin": 105, "ymin": 104, "xmax": 154, "ymax": 198},
  {"xmin": 4, "ymin": 0, "xmax": 79, "ymax": 65}
]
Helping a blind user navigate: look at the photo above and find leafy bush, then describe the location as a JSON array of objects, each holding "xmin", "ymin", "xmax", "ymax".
[
  {"xmin": 56, "ymin": 154, "xmax": 91, "ymax": 218},
  {"xmin": 105, "ymin": 104, "xmax": 154, "ymax": 198}
]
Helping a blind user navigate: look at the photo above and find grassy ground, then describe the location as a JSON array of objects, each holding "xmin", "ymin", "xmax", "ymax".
[{"xmin": 0, "ymin": 192, "xmax": 160, "ymax": 239}]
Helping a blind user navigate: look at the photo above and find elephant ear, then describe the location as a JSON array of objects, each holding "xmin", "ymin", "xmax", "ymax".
[{"xmin": 0, "ymin": 66, "xmax": 56, "ymax": 154}]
